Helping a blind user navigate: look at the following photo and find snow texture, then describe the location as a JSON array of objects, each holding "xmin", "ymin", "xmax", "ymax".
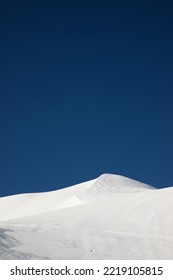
[{"xmin": 0, "ymin": 173, "xmax": 172, "ymax": 259}]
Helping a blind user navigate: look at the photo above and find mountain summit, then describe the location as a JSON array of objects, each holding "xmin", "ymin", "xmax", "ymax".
[{"xmin": 0, "ymin": 174, "xmax": 172, "ymax": 259}]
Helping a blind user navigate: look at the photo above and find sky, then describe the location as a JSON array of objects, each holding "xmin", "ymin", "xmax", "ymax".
[{"xmin": 0, "ymin": 0, "xmax": 173, "ymax": 196}]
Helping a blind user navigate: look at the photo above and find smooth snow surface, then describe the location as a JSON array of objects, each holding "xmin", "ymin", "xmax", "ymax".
[{"xmin": 0, "ymin": 174, "xmax": 173, "ymax": 259}]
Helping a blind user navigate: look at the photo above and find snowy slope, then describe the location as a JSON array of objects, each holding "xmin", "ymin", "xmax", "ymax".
[{"xmin": 0, "ymin": 174, "xmax": 173, "ymax": 259}]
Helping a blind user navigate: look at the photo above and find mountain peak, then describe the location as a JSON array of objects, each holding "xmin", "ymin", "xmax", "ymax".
[
  {"xmin": 94, "ymin": 173, "xmax": 154, "ymax": 192},
  {"xmin": 76, "ymin": 173, "xmax": 154, "ymax": 201}
]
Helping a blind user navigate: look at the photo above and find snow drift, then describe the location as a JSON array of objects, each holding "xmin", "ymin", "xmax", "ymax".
[{"xmin": 0, "ymin": 174, "xmax": 172, "ymax": 259}]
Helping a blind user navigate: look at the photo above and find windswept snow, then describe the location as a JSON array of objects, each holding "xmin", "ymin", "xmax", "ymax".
[
  {"xmin": 0, "ymin": 179, "xmax": 95, "ymax": 221},
  {"xmin": 0, "ymin": 173, "xmax": 173, "ymax": 259}
]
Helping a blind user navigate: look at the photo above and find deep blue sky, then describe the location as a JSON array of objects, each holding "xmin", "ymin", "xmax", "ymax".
[{"xmin": 0, "ymin": 0, "xmax": 173, "ymax": 196}]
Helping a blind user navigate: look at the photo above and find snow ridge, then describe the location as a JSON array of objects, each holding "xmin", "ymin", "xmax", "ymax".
[{"xmin": 0, "ymin": 173, "xmax": 172, "ymax": 260}]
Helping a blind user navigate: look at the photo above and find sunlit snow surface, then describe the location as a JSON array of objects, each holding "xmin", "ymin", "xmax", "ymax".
[{"xmin": 0, "ymin": 174, "xmax": 173, "ymax": 259}]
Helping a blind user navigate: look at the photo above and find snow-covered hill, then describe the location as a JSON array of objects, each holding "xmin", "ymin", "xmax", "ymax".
[{"xmin": 0, "ymin": 174, "xmax": 173, "ymax": 259}]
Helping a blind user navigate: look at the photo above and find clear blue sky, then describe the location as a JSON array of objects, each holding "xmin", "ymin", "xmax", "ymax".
[{"xmin": 0, "ymin": 0, "xmax": 173, "ymax": 196}]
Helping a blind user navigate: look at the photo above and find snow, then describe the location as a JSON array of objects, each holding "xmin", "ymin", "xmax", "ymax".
[{"xmin": 0, "ymin": 173, "xmax": 173, "ymax": 259}]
